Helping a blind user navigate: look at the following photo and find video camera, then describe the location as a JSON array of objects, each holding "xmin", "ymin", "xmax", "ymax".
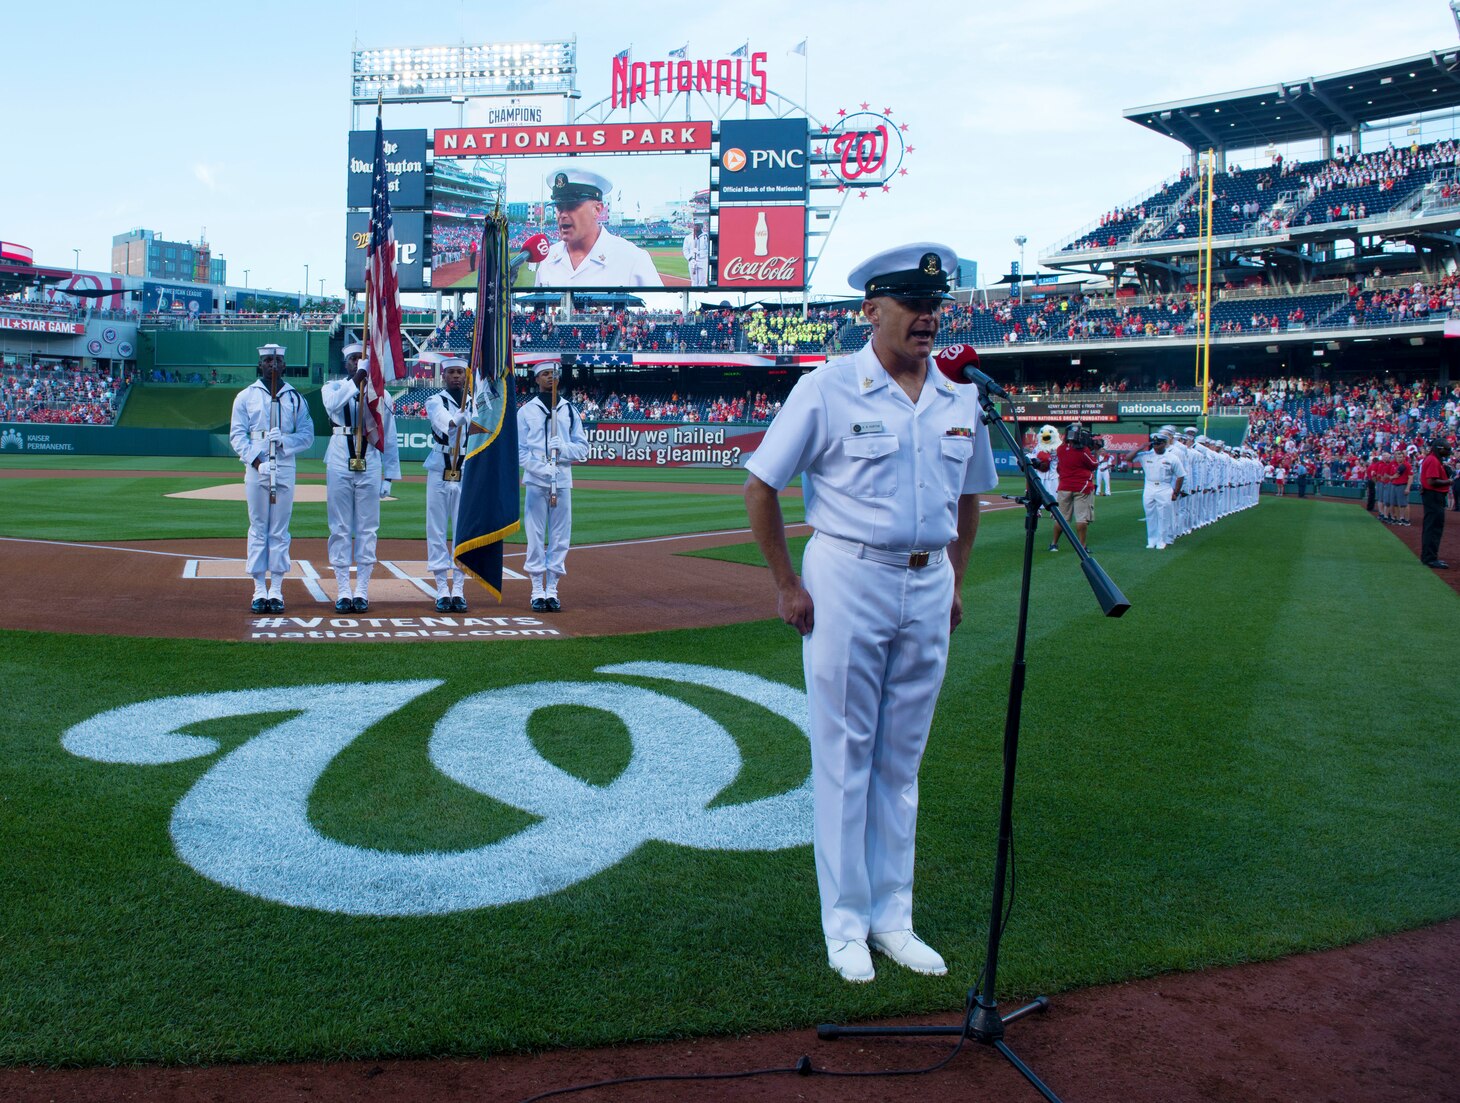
[{"xmin": 1065, "ymin": 422, "xmax": 1104, "ymax": 451}]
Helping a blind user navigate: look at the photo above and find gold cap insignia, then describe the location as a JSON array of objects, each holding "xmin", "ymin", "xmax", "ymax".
[
  {"xmin": 921, "ymin": 252, "xmax": 941, "ymax": 275},
  {"xmin": 554, "ymin": 172, "xmax": 568, "ymax": 188}
]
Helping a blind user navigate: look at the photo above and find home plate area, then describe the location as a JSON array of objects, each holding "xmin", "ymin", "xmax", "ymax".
[{"xmin": 185, "ymin": 558, "xmax": 555, "ymax": 641}]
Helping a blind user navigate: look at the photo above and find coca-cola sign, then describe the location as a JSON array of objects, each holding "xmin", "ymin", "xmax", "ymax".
[
  {"xmin": 721, "ymin": 256, "xmax": 799, "ymax": 281},
  {"xmin": 717, "ymin": 206, "xmax": 805, "ymax": 289}
]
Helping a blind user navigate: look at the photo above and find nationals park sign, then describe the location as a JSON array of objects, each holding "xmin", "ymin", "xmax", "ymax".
[{"xmin": 434, "ymin": 122, "xmax": 711, "ymax": 156}]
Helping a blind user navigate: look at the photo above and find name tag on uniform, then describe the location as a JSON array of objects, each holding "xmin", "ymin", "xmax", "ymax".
[{"xmin": 851, "ymin": 420, "xmax": 885, "ymax": 435}]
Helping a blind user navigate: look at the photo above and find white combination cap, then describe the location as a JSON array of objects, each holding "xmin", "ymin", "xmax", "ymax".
[
  {"xmin": 848, "ymin": 242, "xmax": 957, "ymax": 300},
  {"xmin": 548, "ymin": 168, "xmax": 612, "ymax": 204}
]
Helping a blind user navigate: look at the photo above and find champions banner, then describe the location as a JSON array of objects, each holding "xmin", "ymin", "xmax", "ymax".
[{"xmin": 452, "ymin": 212, "xmax": 521, "ymax": 601}]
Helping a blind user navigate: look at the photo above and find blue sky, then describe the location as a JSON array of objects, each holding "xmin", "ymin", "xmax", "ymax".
[{"xmin": 1, "ymin": 0, "xmax": 1450, "ymax": 300}]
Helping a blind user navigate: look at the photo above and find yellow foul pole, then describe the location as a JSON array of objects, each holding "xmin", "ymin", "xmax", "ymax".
[{"xmin": 1200, "ymin": 150, "xmax": 1217, "ymax": 434}]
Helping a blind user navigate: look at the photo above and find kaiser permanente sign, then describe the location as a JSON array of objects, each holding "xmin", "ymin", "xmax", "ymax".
[{"xmin": 433, "ymin": 123, "xmax": 711, "ymax": 156}]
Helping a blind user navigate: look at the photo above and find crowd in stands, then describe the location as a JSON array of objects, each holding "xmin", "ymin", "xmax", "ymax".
[
  {"xmin": 1240, "ymin": 375, "xmax": 1459, "ymax": 483},
  {"xmin": 2, "ymin": 298, "xmax": 137, "ymax": 322},
  {"xmin": 0, "ymin": 364, "xmax": 126, "ymax": 424},
  {"xmin": 741, "ymin": 310, "xmax": 838, "ymax": 353},
  {"xmin": 1066, "ymin": 138, "xmax": 1460, "ymax": 252}
]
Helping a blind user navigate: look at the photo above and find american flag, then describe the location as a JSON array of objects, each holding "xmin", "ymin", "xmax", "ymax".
[{"xmin": 363, "ymin": 103, "xmax": 403, "ymax": 451}]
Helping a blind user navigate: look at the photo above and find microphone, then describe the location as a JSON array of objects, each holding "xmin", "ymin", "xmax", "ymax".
[
  {"xmin": 934, "ymin": 343, "xmax": 1008, "ymax": 398},
  {"xmin": 510, "ymin": 233, "xmax": 551, "ymax": 270}
]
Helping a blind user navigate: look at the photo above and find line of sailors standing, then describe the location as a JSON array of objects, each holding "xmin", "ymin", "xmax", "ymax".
[{"xmin": 1128, "ymin": 425, "xmax": 1264, "ymax": 550}]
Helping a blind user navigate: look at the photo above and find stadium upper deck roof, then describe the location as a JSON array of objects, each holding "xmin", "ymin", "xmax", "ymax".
[{"xmin": 1125, "ymin": 49, "xmax": 1460, "ymax": 153}]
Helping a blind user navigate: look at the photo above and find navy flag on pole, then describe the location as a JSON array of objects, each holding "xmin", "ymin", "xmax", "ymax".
[{"xmin": 452, "ymin": 211, "xmax": 521, "ymax": 601}]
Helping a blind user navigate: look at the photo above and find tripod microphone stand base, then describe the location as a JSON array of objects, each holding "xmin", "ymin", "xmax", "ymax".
[{"xmin": 818, "ymin": 995, "xmax": 1060, "ymax": 1102}]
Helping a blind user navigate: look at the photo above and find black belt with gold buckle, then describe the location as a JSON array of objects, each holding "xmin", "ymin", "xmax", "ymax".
[{"xmin": 908, "ymin": 551, "xmax": 931, "ymax": 568}]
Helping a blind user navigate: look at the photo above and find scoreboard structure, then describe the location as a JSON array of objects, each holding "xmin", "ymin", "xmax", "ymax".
[{"xmin": 345, "ymin": 40, "xmax": 906, "ymax": 296}]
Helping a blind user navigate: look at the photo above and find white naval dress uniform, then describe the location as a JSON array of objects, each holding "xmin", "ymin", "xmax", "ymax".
[
  {"xmin": 424, "ymin": 389, "xmax": 468, "ymax": 598},
  {"xmin": 1133, "ymin": 448, "xmax": 1186, "ymax": 548},
  {"xmin": 1095, "ymin": 454, "xmax": 1112, "ymax": 496},
  {"xmin": 229, "ymin": 380, "xmax": 314, "ymax": 593},
  {"xmin": 322, "ymin": 380, "xmax": 402, "ymax": 600},
  {"xmin": 746, "ymin": 342, "xmax": 999, "ymax": 944},
  {"xmin": 517, "ymin": 393, "xmax": 591, "ymax": 599},
  {"xmin": 534, "ymin": 228, "xmax": 663, "ymax": 287},
  {"xmin": 1169, "ymin": 441, "xmax": 1193, "ymax": 534},
  {"xmin": 682, "ymin": 230, "xmax": 709, "ymax": 286}
]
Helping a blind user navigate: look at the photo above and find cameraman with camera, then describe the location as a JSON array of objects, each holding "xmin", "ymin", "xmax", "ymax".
[{"xmin": 1048, "ymin": 421, "xmax": 1102, "ymax": 552}]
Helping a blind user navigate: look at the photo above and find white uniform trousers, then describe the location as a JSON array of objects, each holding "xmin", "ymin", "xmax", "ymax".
[
  {"xmin": 801, "ymin": 533, "xmax": 953, "ymax": 942},
  {"xmin": 522, "ymin": 484, "xmax": 572, "ymax": 585},
  {"xmin": 1143, "ymin": 488, "xmax": 1174, "ymax": 547},
  {"xmin": 326, "ymin": 467, "xmax": 381, "ymax": 574},
  {"xmin": 243, "ymin": 464, "xmax": 295, "ymax": 577},
  {"xmin": 426, "ymin": 471, "xmax": 463, "ymax": 577}
]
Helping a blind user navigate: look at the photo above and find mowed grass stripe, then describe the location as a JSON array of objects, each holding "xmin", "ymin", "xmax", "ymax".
[
  {"xmin": 1, "ymin": 494, "xmax": 1457, "ymax": 1064},
  {"xmin": 0, "ymin": 476, "xmax": 801, "ymax": 544}
]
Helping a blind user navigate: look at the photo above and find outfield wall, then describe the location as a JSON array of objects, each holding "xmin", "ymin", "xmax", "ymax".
[
  {"xmin": 139, "ymin": 330, "xmax": 335, "ymax": 383},
  {"xmin": 0, "ymin": 414, "xmax": 1251, "ymax": 468}
]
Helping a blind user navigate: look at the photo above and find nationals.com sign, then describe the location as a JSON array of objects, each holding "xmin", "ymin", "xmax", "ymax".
[{"xmin": 716, "ymin": 207, "xmax": 806, "ymax": 289}]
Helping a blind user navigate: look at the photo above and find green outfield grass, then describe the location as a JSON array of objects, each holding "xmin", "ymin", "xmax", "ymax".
[
  {"xmin": 0, "ymin": 475, "xmax": 795, "ymax": 543},
  {"xmin": 1, "ymin": 472, "xmax": 1458, "ymax": 1066}
]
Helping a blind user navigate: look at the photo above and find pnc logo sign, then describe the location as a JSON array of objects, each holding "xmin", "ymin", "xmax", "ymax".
[{"xmin": 723, "ymin": 146, "xmax": 806, "ymax": 173}]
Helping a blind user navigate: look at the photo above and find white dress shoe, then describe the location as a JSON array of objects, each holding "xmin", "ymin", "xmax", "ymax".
[
  {"xmin": 826, "ymin": 937, "xmax": 875, "ymax": 983},
  {"xmin": 869, "ymin": 929, "xmax": 947, "ymax": 976}
]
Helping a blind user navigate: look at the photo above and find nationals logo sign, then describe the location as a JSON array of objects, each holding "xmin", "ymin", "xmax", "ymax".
[
  {"xmin": 62, "ymin": 663, "xmax": 811, "ymax": 915},
  {"xmin": 815, "ymin": 106, "xmax": 910, "ymax": 195},
  {"xmin": 716, "ymin": 206, "xmax": 805, "ymax": 288}
]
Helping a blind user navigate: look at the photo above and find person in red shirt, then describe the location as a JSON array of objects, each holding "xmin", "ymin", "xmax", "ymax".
[
  {"xmin": 1391, "ymin": 450, "xmax": 1414, "ymax": 527},
  {"xmin": 1373, "ymin": 453, "xmax": 1395, "ymax": 522},
  {"xmin": 1419, "ymin": 440, "xmax": 1453, "ymax": 568},
  {"xmin": 1048, "ymin": 422, "xmax": 1101, "ymax": 552}
]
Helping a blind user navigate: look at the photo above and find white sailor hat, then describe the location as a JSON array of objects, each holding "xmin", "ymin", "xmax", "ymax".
[
  {"xmin": 342, "ymin": 342, "xmax": 364, "ymax": 357},
  {"xmin": 548, "ymin": 167, "xmax": 611, "ymax": 204},
  {"xmin": 1159, "ymin": 423, "xmax": 1177, "ymax": 434},
  {"xmin": 848, "ymin": 242, "xmax": 957, "ymax": 300},
  {"xmin": 257, "ymin": 343, "xmax": 287, "ymax": 358},
  {"xmin": 440, "ymin": 356, "xmax": 469, "ymax": 371},
  {"xmin": 533, "ymin": 359, "xmax": 562, "ymax": 378},
  {"xmin": 1183, "ymin": 426, "xmax": 1199, "ymax": 436}
]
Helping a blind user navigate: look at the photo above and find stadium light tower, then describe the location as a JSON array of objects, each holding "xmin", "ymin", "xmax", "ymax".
[
  {"xmin": 352, "ymin": 41, "xmax": 578, "ymax": 122},
  {"xmin": 243, "ymin": 269, "xmax": 250, "ymax": 288},
  {"xmin": 304, "ymin": 264, "xmax": 310, "ymax": 299},
  {"xmin": 1014, "ymin": 235, "xmax": 1028, "ymax": 303},
  {"xmin": 72, "ymin": 248, "xmax": 79, "ymax": 270},
  {"xmin": 1452, "ymin": 0, "xmax": 1460, "ymax": 40}
]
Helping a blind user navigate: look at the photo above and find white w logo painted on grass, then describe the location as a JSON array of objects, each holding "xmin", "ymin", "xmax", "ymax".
[{"xmin": 61, "ymin": 663, "xmax": 812, "ymax": 916}]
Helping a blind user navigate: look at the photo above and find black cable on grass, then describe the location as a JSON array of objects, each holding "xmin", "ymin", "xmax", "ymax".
[
  {"xmin": 519, "ymin": 767, "xmax": 1026, "ymax": 1101},
  {"xmin": 517, "ymin": 990, "xmax": 980, "ymax": 1102}
]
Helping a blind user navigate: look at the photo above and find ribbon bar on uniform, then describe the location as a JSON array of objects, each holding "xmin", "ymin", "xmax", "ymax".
[{"xmin": 816, "ymin": 532, "xmax": 944, "ymax": 569}]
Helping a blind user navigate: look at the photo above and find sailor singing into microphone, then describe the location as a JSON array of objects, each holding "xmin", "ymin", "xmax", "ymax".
[
  {"xmin": 533, "ymin": 168, "xmax": 663, "ymax": 287},
  {"xmin": 745, "ymin": 243, "xmax": 998, "ymax": 984}
]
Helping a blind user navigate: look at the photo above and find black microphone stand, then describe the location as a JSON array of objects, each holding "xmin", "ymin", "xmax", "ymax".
[{"xmin": 818, "ymin": 382, "xmax": 1130, "ymax": 1103}]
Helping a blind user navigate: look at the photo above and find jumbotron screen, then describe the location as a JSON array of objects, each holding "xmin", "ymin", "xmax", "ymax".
[
  {"xmin": 426, "ymin": 118, "xmax": 809, "ymax": 293},
  {"xmin": 429, "ymin": 151, "xmax": 711, "ymax": 291}
]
